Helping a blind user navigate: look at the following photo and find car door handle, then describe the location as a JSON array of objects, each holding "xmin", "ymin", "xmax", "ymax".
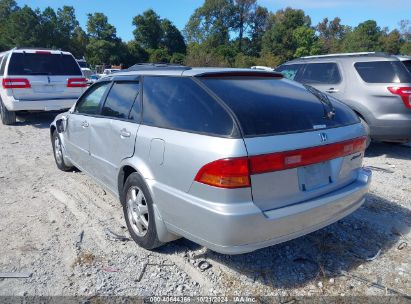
[
  {"xmin": 325, "ymin": 88, "xmax": 339, "ymax": 93},
  {"xmin": 81, "ymin": 121, "xmax": 89, "ymax": 128},
  {"xmin": 120, "ymin": 129, "xmax": 131, "ymax": 138}
]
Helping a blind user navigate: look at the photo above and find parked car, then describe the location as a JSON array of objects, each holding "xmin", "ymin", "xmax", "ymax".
[
  {"xmin": 0, "ymin": 48, "xmax": 87, "ymax": 125},
  {"xmin": 87, "ymin": 74, "xmax": 100, "ymax": 85},
  {"xmin": 50, "ymin": 65, "xmax": 371, "ymax": 254},
  {"xmin": 275, "ymin": 52, "xmax": 411, "ymax": 143},
  {"xmin": 102, "ymin": 68, "xmax": 120, "ymax": 76}
]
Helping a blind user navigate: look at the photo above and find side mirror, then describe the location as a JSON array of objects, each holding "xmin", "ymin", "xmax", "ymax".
[{"xmin": 56, "ymin": 116, "xmax": 68, "ymax": 133}]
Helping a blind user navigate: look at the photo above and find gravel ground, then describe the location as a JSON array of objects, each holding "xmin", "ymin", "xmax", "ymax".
[{"xmin": 0, "ymin": 112, "xmax": 410, "ymax": 298}]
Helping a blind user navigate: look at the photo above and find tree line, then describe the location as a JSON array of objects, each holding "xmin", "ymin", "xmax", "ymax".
[{"xmin": 0, "ymin": 0, "xmax": 410, "ymax": 68}]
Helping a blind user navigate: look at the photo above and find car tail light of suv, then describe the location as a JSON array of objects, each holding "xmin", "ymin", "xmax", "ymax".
[
  {"xmin": 67, "ymin": 78, "xmax": 88, "ymax": 88},
  {"xmin": 388, "ymin": 87, "xmax": 411, "ymax": 108},
  {"xmin": 2, "ymin": 78, "xmax": 31, "ymax": 89},
  {"xmin": 195, "ymin": 137, "xmax": 367, "ymax": 189}
]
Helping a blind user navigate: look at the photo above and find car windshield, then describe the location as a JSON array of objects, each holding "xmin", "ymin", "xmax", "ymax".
[
  {"xmin": 8, "ymin": 53, "xmax": 82, "ymax": 76},
  {"xmin": 201, "ymin": 77, "xmax": 359, "ymax": 137}
]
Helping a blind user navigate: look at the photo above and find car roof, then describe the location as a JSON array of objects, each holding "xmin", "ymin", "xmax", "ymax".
[
  {"xmin": 105, "ymin": 66, "xmax": 282, "ymax": 79},
  {"xmin": 282, "ymin": 52, "xmax": 401, "ymax": 65},
  {"xmin": 0, "ymin": 48, "xmax": 73, "ymax": 56}
]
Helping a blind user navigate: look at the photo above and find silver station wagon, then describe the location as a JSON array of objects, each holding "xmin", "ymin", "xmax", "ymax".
[{"xmin": 50, "ymin": 64, "xmax": 372, "ymax": 254}]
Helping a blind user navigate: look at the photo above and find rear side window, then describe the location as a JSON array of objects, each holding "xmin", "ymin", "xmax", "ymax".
[
  {"xmin": 102, "ymin": 82, "xmax": 140, "ymax": 120},
  {"xmin": 275, "ymin": 64, "xmax": 302, "ymax": 80},
  {"xmin": 75, "ymin": 82, "xmax": 110, "ymax": 115},
  {"xmin": 202, "ymin": 78, "xmax": 358, "ymax": 137},
  {"xmin": 8, "ymin": 53, "xmax": 82, "ymax": 76},
  {"xmin": 354, "ymin": 61, "xmax": 411, "ymax": 83},
  {"xmin": 0, "ymin": 53, "xmax": 9, "ymax": 75},
  {"xmin": 142, "ymin": 76, "xmax": 236, "ymax": 136},
  {"xmin": 401, "ymin": 60, "xmax": 411, "ymax": 74},
  {"xmin": 299, "ymin": 63, "xmax": 341, "ymax": 84}
]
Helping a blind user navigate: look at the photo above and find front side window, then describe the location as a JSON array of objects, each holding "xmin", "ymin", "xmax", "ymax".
[
  {"xmin": 75, "ymin": 82, "xmax": 110, "ymax": 115},
  {"xmin": 101, "ymin": 82, "xmax": 140, "ymax": 120},
  {"xmin": 299, "ymin": 63, "xmax": 341, "ymax": 84},
  {"xmin": 354, "ymin": 61, "xmax": 411, "ymax": 83},
  {"xmin": 142, "ymin": 76, "xmax": 236, "ymax": 136},
  {"xmin": 275, "ymin": 64, "xmax": 302, "ymax": 80}
]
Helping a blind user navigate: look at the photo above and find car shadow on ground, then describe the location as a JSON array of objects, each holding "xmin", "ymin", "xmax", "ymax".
[
  {"xmin": 160, "ymin": 193, "xmax": 410, "ymax": 289},
  {"xmin": 366, "ymin": 141, "xmax": 411, "ymax": 161},
  {"xmin": 14, "ymin": 112, "xmax": 61, "ymax": 129}
]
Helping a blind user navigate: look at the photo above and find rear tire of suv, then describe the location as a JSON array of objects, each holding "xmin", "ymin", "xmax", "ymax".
[
  {"xmin": 122, "ymin": 173, "xmax": 163, "ymax": 250},
  {"xmin": 0, "ymin": 99, "xmax": 16, "ymax": 125},
  {"xmin": 52, "ymin": 131, "xmax": 74, "ymax": 171}
]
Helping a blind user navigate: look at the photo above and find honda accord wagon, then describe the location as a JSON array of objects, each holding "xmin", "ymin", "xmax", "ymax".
[{"xmin": 50, "ymin": 64, "xmax": 371, "ymax": 254}]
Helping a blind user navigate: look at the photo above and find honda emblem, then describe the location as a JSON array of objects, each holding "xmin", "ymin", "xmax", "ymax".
[{"xmin": 320, "ymin": 133, "xmax": 328, "ymax": 142}]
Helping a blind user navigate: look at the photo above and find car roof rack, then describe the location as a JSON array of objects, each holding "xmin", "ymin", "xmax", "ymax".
[
  {"xmin": 124, "ymin": 63, "xmax": 192, "ymax": 72},
  {"xmin": 299, "ymin": 52, "xmax": 390, "ymax": 59},
  {"xmin": 12, "ymin": 47, "xmax": 62, "ymax": 51}
]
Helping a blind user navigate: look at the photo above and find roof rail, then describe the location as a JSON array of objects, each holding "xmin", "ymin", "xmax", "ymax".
[
  {"xmin": 12, "ymin": 47, "xmax": 62, "ymax": 51},
  {"xmin": 125, "ymin": 63, "xmax": 191, "ymax": 72},
  {"xmin": 300, "ymin": 52, "xmax": 389, "ymax": 59}
]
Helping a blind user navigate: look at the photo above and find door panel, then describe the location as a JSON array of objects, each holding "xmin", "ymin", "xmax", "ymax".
[{"xmin": 65, "ymin": 113, "xmax": 90, "ymax": 170}]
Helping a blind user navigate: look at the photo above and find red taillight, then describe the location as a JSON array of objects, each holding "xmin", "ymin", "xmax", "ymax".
[
  {"xmin": 388, "ymin": 86, "xmax": 411, "ymax": 108},
  {"xmin": 194, "ymin": 137, "xmax": 366, "ymax": 188},
  {"xmin": 249, "ymin": 137, "xmax": 366, "ymax": 174},
  {"xmin": 67, "ymin": 78, "xmax": 87, "ymax": 88},
  {"xmin": 2, "ymin": 78, "xmax": 31, "ymax": 89},
  {"xmin": 194, "ymin": 158, "xmax": 251, "ymax": 188}
]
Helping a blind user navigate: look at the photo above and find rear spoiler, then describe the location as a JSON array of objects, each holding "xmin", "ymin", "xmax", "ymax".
[{"xmin": 196, "ymin": 71, "xmax": 283, "ymax": 78}]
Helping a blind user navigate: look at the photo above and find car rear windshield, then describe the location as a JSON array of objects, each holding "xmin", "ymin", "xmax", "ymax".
[
  {"xmin": 201, "ymin": 77, "xmax": 359, "ymax": 137},
  {"xmin": 8, "ymin": 53, "xmax": 82, "ymax": 76},
  {"xmin": 354, "ymin": 61, "xmax": 411, "ymax": 83},
  {"xmin": 401, "ymin": 60, "xmax": 411, "ymax": 74}
]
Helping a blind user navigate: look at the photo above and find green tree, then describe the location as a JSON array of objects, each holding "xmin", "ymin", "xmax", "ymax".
[
  {"xmin": 400, "ymin": 42, "xmax": 411, "ymax": 55},
  {"xmin": 261, "ymin": 8, "xmax": 311, "ymax": 61},
  {"xmin": 148, "ymin": 48, "xmax": 170, "ymax": 63},
  {"xmin": 248, "ymin": 5, "xmax": 268, "ymax": 56},
  {"xmin": 87, "ymin": 12, "xmax": 117, "ymax": 41},
  {"xmin": 38, "ymin": 7, "xmax": 59, "ymax": 49},
  {"xmin": 233, "ymin": 0, "xmax": 256, "ymax": 52},
  {"xmin": 343, "ymin": 20, "xmax": 382, "ymax": 52},
  {"xmin": 70, "ymin": 26, "xmax": 88, "ymax": 58},
  {"xmin": 293, "ymin": 26, "xmax": 321, "ymax": 57},
  {"xmin": 3, "ymin": 5, "xmax": 41, "ymax": 47},
  {"xmin": 317, "ymin": 17, "xmax": 347, "ymax": 53},
  {"xmin": 380, "ymin": 29, "xmax": 402, "ymax": 54},
  {"xmin": 184, "ymin": 0, "xmax": 234, "ymax": 48},
  {"xmin": 161, "ymin": 19, "xmax": 186, "ymax": 54},
  {"xmin": 132, "ymin": 9, "xmax": 162, "ymax": 49}
]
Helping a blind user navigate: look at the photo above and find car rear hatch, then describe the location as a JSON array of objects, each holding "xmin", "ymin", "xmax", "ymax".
[
  {"xmin": 354, "ymin": 60, "xmax": 411, "ymax": 111},
  {"xmin": 200, "ymin": 73, "xmax": 366, "ymax": 211},
  {"xmin": 5, "ymin": 50, "xmax": 86, "ymax": 101}
]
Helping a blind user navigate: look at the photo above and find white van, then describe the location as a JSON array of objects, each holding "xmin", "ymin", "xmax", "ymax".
[{"xmin": 0, "ymin": 48, "xmax": 87, "ymax": 125}]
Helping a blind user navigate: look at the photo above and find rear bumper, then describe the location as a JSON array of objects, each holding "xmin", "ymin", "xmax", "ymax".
[
  {"xmin": 156, "ymin": 168, "xmax": 372, "ymax": 254},
  {"xmin": 369, "ymin": 114, "xmax": 411, "ymax": 142},
  {"xmin": 3, "ymin": 97, "xmax": 77, "ymax": 111}
]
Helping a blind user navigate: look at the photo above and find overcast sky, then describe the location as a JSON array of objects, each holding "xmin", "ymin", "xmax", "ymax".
[{"xmin": 17, "ymin": 0, "xmax": 411, "ymax": 41}]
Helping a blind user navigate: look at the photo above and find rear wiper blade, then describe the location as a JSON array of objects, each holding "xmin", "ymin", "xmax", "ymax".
[{"xmin": 304, "ymin": 84, "xmax": 336, "ymax": 120}]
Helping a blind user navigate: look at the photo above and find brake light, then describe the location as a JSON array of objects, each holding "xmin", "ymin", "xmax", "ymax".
[
  {"xmin": 194, "ymin": 137, "xmax": 366, "ymax": 188},
  {"xmin": 194, "ymin": 158, "xmax": 250, "ymax": 188},
  {"xmin": 249, "ymin": 137, "xmax": 366, "ymax": 174},
  {"xmin": 35, "ymin": 51, "xmax": 51, "ymax": 54},
  {"xmin": 2, "ymin": 78, "xmax": 31, "ymax": 89},
  {"xmin": 388, "ymin": 87, "xmax": 411, "ymax": 108},
  {"xmin": 67, "ymin": 78, "xmax": 87, "ymax": 88}
]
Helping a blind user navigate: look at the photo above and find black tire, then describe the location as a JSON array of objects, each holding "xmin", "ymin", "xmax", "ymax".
[
  {"xmin": 122, "ymin": 172, "xmax": 163, "ymax": 250},
  {"xmin": 52, "ymin": 131, "xmax": 74, "ymax": 171},
  {"xmin": 0, "ymin": 99, "xmax": 16, "ymax": 125}
]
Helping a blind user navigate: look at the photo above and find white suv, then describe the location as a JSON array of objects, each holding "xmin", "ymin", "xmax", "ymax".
[{"xmin": 0, "ymin": 48, "xmax": 87, "ymax": 125}]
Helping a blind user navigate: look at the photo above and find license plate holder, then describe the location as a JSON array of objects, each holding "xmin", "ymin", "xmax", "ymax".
[{"xmin": 298, "ymin": 162, "xmax": 331, "ymax": 191}]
